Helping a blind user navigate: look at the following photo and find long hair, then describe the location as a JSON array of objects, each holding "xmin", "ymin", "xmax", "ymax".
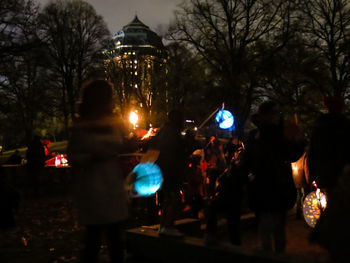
[{"xmin": 79, "ymin": 80, "xmax": 114, "ymax": 120}]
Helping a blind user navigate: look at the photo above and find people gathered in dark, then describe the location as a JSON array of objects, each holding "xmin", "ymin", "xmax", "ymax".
[{"xmin": 5, "ymin": 84, "xmax": 350, "ymax": 262}]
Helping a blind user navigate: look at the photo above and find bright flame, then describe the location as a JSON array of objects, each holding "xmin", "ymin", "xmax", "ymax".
[{"xmin": 129, "ymin": 111, "xmax": 138, "ymax": 126}]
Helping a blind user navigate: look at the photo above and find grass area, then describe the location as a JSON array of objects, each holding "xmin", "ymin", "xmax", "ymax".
[
  {"xmin": 49, "ymin": 141, "xmax": 68, "ymax": 154},
  {"xmin": 0, "ymin": 141, "xmax": 68, "ymax": 165},
  {"xmin": 0, "ymin": 147, "xmax": 28, "ymax": 165},
  {"xmin": 0, "ymin": 196, "xmax": 84, "ymax": 263},
  {"xmin": 0, "ymin": 172, "xmax": 154, "ymax": 263}
]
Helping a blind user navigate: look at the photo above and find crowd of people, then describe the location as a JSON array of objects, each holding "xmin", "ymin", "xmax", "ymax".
[{"xmin": 1, "ymin": 79, "xmax": 350, "ymax": 263}]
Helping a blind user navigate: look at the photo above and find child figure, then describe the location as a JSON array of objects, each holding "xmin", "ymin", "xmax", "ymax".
[{"xmin": 186, "ymin": 154, "xmax": 205, "ymax": 218}]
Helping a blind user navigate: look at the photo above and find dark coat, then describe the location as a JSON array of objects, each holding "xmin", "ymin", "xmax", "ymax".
[
  {"xmin": 152, "ymin": 122, "xmax": 186, "ymax": 191},
  {"xmin": 26, "ymin": 139, "xmax": 46, "ymax": 170},
  {"xmin": 244, "ymin": 125, "xmax": 305, "ymax": 213},
  {"xmin": 308, "ymin": 113, "xmax": 350, "ymax": 190}
]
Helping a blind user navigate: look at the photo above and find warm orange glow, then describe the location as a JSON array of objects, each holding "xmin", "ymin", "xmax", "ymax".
[
  {"xmin": 129, "ymin": 111, "xmax": 138, "ymax": 126},
  {"xmin": 55, "ymin": 154, "xmax": 68, "ymax": 167},
  {"xmin": 291, "ymin": 162, "xmax": 299, "ymax": 175},
  {"xmin": 141, "ymin": 128, "xmax": 159, "ymax": 140},
  {"xmin": 303, "ymin": 181, "xmax": 328, "ymax": 227}
]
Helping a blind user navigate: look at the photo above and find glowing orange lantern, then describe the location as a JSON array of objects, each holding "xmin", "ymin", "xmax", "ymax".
[
  {"xmin": 55, "ymin": 154, "xmax": 69, "ymax": 167},
  {"xmin": 303, "ymin": 184, "xmax": 327, "ymax": 228}
]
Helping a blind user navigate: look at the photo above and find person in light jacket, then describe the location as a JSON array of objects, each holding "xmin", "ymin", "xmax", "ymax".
[{"xmin": 68, "ymin": 80, "xmax": 128, "ymax": 263}]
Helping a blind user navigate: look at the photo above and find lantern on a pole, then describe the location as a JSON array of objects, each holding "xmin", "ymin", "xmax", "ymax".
[
  {"xmin": 130, "ymin": 162, "xmax": 162, "ymax": 196},
  {"xmin": 215, "ymin": 109, "xmax": 234, "ymax": 130}
]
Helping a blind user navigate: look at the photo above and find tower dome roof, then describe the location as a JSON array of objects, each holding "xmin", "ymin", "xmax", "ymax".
[{"xmin": 112, "ymin": 16, "xmax": 164, "ymax": 50}]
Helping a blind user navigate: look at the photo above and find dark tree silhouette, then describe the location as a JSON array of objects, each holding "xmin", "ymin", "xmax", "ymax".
[
  {"xmin": 169, "ymin": 0, "xmax": 294, "ymax": 135},
  {"xmin": 299, "ymin": 0, "xmax": 350, "ymax": 98},
  {"xmin": 0, "ymin": 0, "xmax": 52, "ymax": 145},
  {"xmin": 39, "ymin": 0, "xmax": 111, "ymax": 134}
]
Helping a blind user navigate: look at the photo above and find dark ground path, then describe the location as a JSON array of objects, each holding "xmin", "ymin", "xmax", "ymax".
[{"xmin": 0, "ymin": 179, "xmax": 330, "ymax": 263}]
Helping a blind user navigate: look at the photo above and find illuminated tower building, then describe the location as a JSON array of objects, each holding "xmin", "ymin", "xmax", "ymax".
[{"xmin": 104, "ymin": 16, "xmax": 167, "ymax": 128}]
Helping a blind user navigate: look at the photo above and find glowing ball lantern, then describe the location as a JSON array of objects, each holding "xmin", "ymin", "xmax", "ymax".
[
  {"xmin": 303, "ymin": 189, "xmax": 327, "ymax": 228},
  {"xmin": 131, "ymin": 162, "xmax": 162, "ymax": 196},
  {"xmin": 215, "ymin": 110, "xmax": 234, "ymax": 130}
]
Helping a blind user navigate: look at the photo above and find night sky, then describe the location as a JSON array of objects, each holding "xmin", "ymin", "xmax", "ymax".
[{"xmin": 36, "ymin": 0, "xmax": 184, "ymax": 34}]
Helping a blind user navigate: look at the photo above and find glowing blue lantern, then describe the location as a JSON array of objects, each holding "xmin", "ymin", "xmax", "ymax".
[
  {"xmin": 215, "ymin": 110, "xmax": 234, "ymax": 129},
  {"xmin": 132, "ymin": 162, "xmax": 162, "ymax": 196}
]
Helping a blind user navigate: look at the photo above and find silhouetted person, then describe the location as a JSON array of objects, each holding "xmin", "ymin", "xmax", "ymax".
[
  {"xmin": 151, "ymin": 109, "xmax": 186, "ymax": 237},
  {"xmin": 43, "ymin": 139, "xmax": 51, "ymax": 159},
  {"xmin": 205, "ymin": 145, "xmax": 246, "ymax": 245},
  {"xmin": 186, "ymin": 154, "xmax": 204, "ymax": 218},
  {"xmin": 68, "ymin": 80, "xmax": 129, "ymax": 263},
  {"xmin": 224, "ymin": 135, "xmax": 241, "ymax": 162},
  {"xmin": 6, "ymin": 150, "xmax": 22, "ymax": 165},
  {"xmin": 308, "ymin": 96, "xmax": 350, "ymax": 192},
  {"xmin": 307, "ymin": 96, "xmax": 350, "ymax": 262},
  {"xmin": 0, "ymin": 165, "xmax": 20, "ymax": 231},
  {"xmin": 204, "ymin": 136, "xmax": 226, "ymax": 198},
  {"xmin": 184, "ymin": 129, "xmax": 201, "ymax": 157},
  {"xmin": 243, "ymin": 101, "xmax": 305, "ymax": 253},
  {"xmin": 26, "ymin": 135, "xmax": 46, "ymax": 197}
]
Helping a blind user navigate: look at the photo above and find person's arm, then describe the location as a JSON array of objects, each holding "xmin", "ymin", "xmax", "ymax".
[{"xmin": 138, "ymin": 129, "xmax": 161, "ymax": 163}]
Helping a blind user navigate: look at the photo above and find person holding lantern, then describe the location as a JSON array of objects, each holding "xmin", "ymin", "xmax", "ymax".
[
  {"xmin": 307, "ymin": 96, "xmax": 350, "ymax": 262},
  {"xmin": 68, "ymin": 80, "xmax": 129, "ymax": 263},
  {"xmin": 308, "ymin": 95, "xmax": 350, "ymax": 193},
  {"xmin": 243, "ymin": 101, "xmax": 305, "ymax": 253}
]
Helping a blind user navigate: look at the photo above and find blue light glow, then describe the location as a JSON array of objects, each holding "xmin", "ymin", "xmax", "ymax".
[
  {"xmin": 132, "ymin": 162, "xmax": 162, "ymax": 196},
  {"xmin": 215, "ymin": 110, "xmax": 234, "ymax": 129}
]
